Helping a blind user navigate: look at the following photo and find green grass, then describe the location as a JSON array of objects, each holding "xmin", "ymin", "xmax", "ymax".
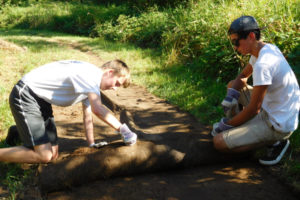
[
  {"xmin": 0, "ymin": 144, "xmax": 27, "ymax": 199},
  {"xmin": 0, "ymin": 29, "xmax": 224, "ymax": 197},
  {"xmin": 0, "ymin": 0, "xmax": 299, "ymax": 197},
  {"xmin": 0, "ymin": 29, "xmax": 116, "ymax": 198},
  {"xmin": 1, "ymin": 28, "xmax": 299, "ymax": 198}
]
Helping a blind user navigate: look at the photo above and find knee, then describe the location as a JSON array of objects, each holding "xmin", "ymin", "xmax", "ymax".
[
  {"xmin": 213, "ymin": 136, "xmax": 221, "ymax": 151},
  {"xmin": 38, "ymin": 152, "xmax": 53, "ymax": 163},
  {"xmin": 227, "ymin": 80, "xmax": 234, "ymax": 89},
  {"xmin": 40, "ymin": 150, "xmax": 59, "ymax": 163},
  {"xmin": 34, "ymin": 143, "xmax": 58, "ymax": 163},
  {"xmin": 213, "ymin": 134, "xmax": 228, "ymax": 152},
  {"xmin": 41, "ymin": 152, "xmax": 59, "ymax": 163}
]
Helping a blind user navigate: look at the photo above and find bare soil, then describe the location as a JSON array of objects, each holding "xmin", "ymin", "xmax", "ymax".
[
  {"xmin": 15, "ymin": 85, "xmax": 298, "ymax": 200},
  {"xmin": 0, "ymin": 38, "xmax": 298, "ymax": 200}
]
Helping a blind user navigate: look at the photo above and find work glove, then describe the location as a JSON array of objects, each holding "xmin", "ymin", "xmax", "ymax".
[
  {"xmin": 119, "ymin": 124, "xmax": 137, "ymax": 146},
  {"xmin": 90, "ymin": 141, "xmax": 108, "ymax": 148},
  {"xmin": 221, "ymin": 88, "xmax": 240, "ymax": 118},
  {"xmin": 211, "ymin": 118, "xmax": 234, "ymax": 137}
]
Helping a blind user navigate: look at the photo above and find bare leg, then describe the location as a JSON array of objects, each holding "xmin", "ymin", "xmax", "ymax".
[
  {"xmin": 0, "ymin": 143, "xmax": 57, "ymax": 163},
  {"xmin": 213, "ymin": 133, "xmax": 269, "ymax": 153}
]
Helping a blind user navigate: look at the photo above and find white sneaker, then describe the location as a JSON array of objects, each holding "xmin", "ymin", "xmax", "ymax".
[{"xmin": 259, "ymin": 140, "xmax": 290, "ymax": 165}]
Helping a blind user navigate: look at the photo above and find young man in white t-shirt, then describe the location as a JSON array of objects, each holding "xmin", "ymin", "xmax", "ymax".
[
  {"xmin": 211, "ymin": 16, "xmax": 300, "ymax": 165},
  {"xmin": 0, "ymin": 59, "xmax": 137, "ymax": 163}
]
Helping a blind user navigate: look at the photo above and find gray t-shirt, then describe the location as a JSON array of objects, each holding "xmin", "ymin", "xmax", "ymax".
[{"xmin": 22, "ymin": 60, "xmax": 102, "ymax": 107}]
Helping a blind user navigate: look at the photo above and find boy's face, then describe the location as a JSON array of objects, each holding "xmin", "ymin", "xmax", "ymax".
[
  {"xmin": 230, "ymin": 33, "xmax": 251, "ymax": 55},
  {"xmin": 101, "ymin": 70, "xmax": 128, "ymax": 90}
]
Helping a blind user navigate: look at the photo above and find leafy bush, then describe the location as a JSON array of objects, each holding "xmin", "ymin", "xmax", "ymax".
[
  {"xmin": 94, "ymin": 0, "xmax": 299, "ymax": 82},
  {"xmin": 93, "ymin": 0, "xmax": 189, "ymax": 9},
  {"xmin": 0, "ymin": 1, "xmax": 131, "ymax": 35},
  {"xmin": 0, "ymin": 0, "xmax": 298, "ymax": 87},
  {"xmin": 0, "ymin": 0, "xmax": 28, "ymax": 6},
  {"xmin": 96, "ymin": 8, "xmax": 168, "ymax": 48},
  {"xmin": 0, "ymin": 0, "xmax": 298, "ymax": 81}
]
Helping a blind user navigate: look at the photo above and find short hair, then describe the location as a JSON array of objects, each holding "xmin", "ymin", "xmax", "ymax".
[
  {"xmin": 101, "ymin": 59, "xmax": 131, "ymax": 88},
  {"xmin": 236, "ymin": 29, "xmax": 261, "ymax": 40}
]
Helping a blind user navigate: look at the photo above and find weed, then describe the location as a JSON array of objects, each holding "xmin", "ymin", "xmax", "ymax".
[{"xmin": 0, "ymin": 0, "xmax": 299, "ymax": 196}]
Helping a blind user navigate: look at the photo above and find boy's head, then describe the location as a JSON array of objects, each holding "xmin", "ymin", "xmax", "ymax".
[
  {"xmin": 229, "ymin": 16, "xmax": 259, "ymax": 33},
  {"xmin": 100, "ymin": 59, "xmax": 131, "ymax": 90},
  {"xmin": 228, "ymin": 16, "xmax": 262, "ymax": 54}
]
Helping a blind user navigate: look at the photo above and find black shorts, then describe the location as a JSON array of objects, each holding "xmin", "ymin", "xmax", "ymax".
[{"xmin": 9, "ymin": 81, "xmax": 58, "ymax": 148}]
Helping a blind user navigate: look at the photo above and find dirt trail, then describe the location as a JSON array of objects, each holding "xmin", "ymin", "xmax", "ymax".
[
  {"xmin": 1, "ymin": 38, "xmax": 297, "ymax": 200},
  {"xmin": 31, "ymin": 86, "xmax": 296, "ymax": 199}
]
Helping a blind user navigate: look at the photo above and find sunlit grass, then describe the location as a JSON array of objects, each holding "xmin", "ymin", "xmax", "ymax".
[
  {"xmin": 0, "ymin": 0, "xmax": 299, "ymax": 194},
  {"xmin": 0, "ymin": 30, "xmax": 123, "ymax": 197}
]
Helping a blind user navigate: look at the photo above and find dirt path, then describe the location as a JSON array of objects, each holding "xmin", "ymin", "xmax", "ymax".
[
  {"xmin": 17, "ymin": 86, "xmax": 295, "ymax": 199},
  {"xmin": 1, "ymin": 38, "xmax": 297, "ymax": 200}
]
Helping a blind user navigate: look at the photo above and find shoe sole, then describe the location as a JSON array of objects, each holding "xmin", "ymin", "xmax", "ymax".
[{"xmin": 259, "ymin": 140, "xmax": 290, "ymax": 166}]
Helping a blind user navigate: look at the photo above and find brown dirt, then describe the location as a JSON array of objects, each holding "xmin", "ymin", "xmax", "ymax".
[
  {"xmin": 0, "ymin": 39, "xmax": 27, "ymax": 52},
  {"xmin": 1, "ymin": 38, "xmax": 297, "ymax": 200},
  {"xmin": 14, "ymin": 85, "xmax": 298, "ymax": 200}
]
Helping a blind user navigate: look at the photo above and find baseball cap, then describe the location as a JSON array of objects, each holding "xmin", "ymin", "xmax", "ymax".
[{"xmin": 228, "ymin": 16, "xmax": 261, "ymax": 34}]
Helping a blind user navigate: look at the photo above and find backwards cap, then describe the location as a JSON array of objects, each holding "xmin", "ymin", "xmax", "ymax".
[{"xmin": 228, "ymin": 16, "xmax": 260, "ymax": 34}]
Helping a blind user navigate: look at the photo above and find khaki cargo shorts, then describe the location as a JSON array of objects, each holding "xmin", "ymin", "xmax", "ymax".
[{"xmin": 222, "ymin": 85, "xmax": 293, "ymax": 149}]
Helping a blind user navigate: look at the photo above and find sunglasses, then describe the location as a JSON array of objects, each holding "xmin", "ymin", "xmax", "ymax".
[
  {"xmin": 231, "ymin": 37, "xmax": 241, "ymax": 47},
  {"xmin": 230, "ymin": 30, "xmax": 254, "ymax": 47}
]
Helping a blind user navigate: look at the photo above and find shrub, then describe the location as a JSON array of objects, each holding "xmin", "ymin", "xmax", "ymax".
[
  {"xmin": 0, "ymin": 0, "xmax": 298, "ymax": 82},
  {"xmin": 94, "ymin": 0, "xmax": 299, "ymax": 82},
  {"xmin": 96, "ymin": 8, "xmax": 168, "ymax": 48}
]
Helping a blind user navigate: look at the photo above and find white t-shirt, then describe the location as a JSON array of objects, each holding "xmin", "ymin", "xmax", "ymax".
[
  {"xmin": 22, "ymin": 60, "xmax": 102, "ymax": 107},
  {"xmin": 250, "ymin": 44, "xmax": 300, "ymax": 132}
]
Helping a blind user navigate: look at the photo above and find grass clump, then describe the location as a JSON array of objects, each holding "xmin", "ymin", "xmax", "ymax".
[
  {"xmin": 0, "ymin": 0, "xmax": 298, "ymax": 83},
  {"xmin": 0, "ymin": 29, "xmax": 107, "ymax": 198},
  {"xmin": 0, "ymin": 0, "xmax": 131, "ymax": 35},
  {"xmin": 0, "ymin": 0, "xmax": 299, "ymax": 196},
  {"xmin": 96, "ymin": 7, "xmax": 169, "ymax": 48}
]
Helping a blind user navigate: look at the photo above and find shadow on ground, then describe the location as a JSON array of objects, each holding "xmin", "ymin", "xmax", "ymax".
[{"xmin": 35, "ymin": 85, "xmax": 298, "ymax": 200}]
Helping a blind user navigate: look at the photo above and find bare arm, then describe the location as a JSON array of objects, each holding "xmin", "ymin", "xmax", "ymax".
[
  {"xmin": 82, "ymin": 102, "xmax": 94, "ymax": 146},
  {"xmin": 87, "ymin": 92, "xmax": 122, "ymax": 131},
  {"xmin": 228, "ymin": 85, "xmax": 268, "ymax": 126},
  {"xmin": 227, "ymin": 62, "xmax": 268, "ymax": 126},
  {"xmin": 231, "ymin": 63, "xmax": 253, "ymax": 90}
]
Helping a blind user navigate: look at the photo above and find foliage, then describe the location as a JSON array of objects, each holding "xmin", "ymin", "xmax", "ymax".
[
  {"xmin": 0, "ymin": 1, "xmax": 131, "ymax": 35},
  {"xmin": 96, "ymin": 7, "xmax": 169, "ymax": 48},
  {"xmin": 0, "ymin": 0, "xmax": 298, "ymax": 82},
  {"xmin": 93, "ymin": 0, "xmax": 299, "ymax": 82},
  {"xmin": 0, "ymin": 0, "xmax": 298, "ymax": 138},
  {"xmin": 0, "ymin": 30, "xmax": 104, "ymax": 197},
  {"xmin": 0, "ymin": 0, "xmax": 299, "ymax": 195},
  {"xmin": 0, "ymin": 0, "xmax": 28, "ymax": 6},
  {"xmin": 93, "ymin": 0, "xmax": 189, "ymax": 9},
  {"xmin": 142, "ymin": 63, "xmax": 225, "ymax": 124},
  {"xmin": 0, "ymin": 144, "xmax": 27, "ymax": 198}
]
